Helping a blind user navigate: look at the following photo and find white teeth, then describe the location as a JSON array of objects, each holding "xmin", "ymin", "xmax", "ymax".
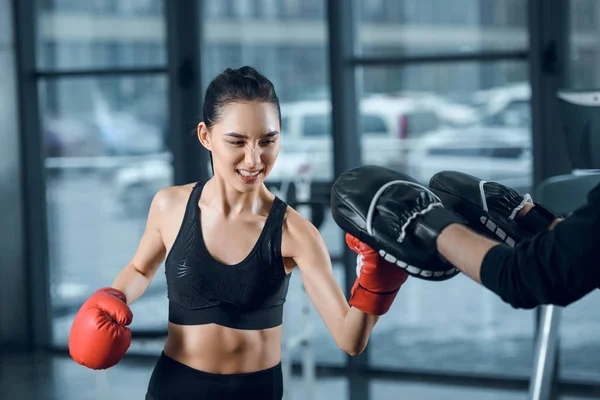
[{"xmin": 238, "ymin": 170, "xmax": 260, "ymax": 177}]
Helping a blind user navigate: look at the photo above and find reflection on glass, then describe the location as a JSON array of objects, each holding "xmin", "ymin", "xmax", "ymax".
[
  {"xmin": 44, "ymin": 76, "xmax": 171, "ymax": 346},
  {"xmin": 36, "ymin": 0, "xmax": 166, "ymax": 69},
  {"xmin": 357, "ymin": 0, "xmax": 527, "ymax": 56},
  {"xmin": 201, "ymin": 0, "xmax": 346, "ymax": 365},
  {"xmin": 560, "ymin": 1, "xmax": 600, "ymax": 382},
  {"xmin": 360, "ymin": 61, "xmax": 535, "ymax": 376}
]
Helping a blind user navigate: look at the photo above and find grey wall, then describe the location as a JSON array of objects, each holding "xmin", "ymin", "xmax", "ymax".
[{"xmin": 0, "ymin": 0, "xmax": 29, "ymax": 349}]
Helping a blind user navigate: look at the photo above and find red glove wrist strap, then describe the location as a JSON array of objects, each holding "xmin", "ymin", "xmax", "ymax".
[{"xmin": 97, "ymin": 287, "xmax": 127, "ymax": 303}]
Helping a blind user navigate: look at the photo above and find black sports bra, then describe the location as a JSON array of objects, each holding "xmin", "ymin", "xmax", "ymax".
[{"xmin": 164, "ymin": 182, "xmax": 291, "ymax": 330}]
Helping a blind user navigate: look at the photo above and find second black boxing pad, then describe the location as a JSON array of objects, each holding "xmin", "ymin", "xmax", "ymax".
[
  {"xmin": 429, "ymin": 171, "xmax": 555, "ymax": 246},
  {"xmin": 331, "ymin": 165, "xmax": 464, "ymax": 281}
]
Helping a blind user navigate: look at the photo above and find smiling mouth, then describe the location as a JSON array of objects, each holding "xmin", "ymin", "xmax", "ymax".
[{"xmin": 236, "ymin": 169, "xmax": 263, "ymax": 177}]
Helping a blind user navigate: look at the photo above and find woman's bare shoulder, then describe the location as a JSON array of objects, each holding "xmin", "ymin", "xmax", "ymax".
[
  {"xmin": 152, "ymin": 183, "xmax": 197, "ymax": 213},
  {"xmin": 282, "ymin": 204, "xmax": 321, "ymax": 242}
]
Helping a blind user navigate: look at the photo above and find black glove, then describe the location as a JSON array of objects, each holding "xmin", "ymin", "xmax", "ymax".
[
  {"xmin": 331, "ymin": 165, "xmax": 465, "ymax": 281},
  {"xmin": 429, "ymin": 171, "xmax": 557, "ymax": 246}
]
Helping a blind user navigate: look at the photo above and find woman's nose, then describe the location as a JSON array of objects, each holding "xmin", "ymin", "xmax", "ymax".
[{"xmin": 244, "ymin": 145, "xmax": 261, "ymax": 167}]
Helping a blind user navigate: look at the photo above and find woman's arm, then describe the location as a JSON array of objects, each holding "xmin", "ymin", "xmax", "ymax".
[
  {"xmin": 286, "ymin": 210, "xmax": 407, "ymax": 356},
  {"xmin": 287, "ymin": 214, "xmax": 372, "ymax": 356},
  {"xmin": 111, "ymin": 188, "xmax": 170, "ymax": 305}
]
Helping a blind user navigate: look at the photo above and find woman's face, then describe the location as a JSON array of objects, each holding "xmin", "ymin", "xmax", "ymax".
[{"xmin": 199, "ymin": 101, "xmax": 281, "ymax": 193}]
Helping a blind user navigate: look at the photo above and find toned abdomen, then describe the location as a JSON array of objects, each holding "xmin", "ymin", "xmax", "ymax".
[{"xmin": 163, "ymin": 322, "xmax": 283, "ymax": 374}]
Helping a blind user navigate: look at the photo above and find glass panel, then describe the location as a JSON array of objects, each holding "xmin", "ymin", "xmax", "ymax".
[
  {"xmin": 569, "ymin": 0, "xmax": 600, "ymax": 87},
  {"xmin": 357, "ymin": 0, "xmax": 528, "ymax": 56},
  {"xmin": 45, "ymin": 75, "xmax": 171, "ymax": 346},
  {"xmin": 560, "ymin": 0, "xmax": 600, "ymax": 382},
  {"xmin": 201, "ymin": 0, "xmax": 345, "ymax": 366},
  {"xmin": 360, "ymin": 61, "xmax": 535, "ymax": 376},
  {"xmin": 36, "ymin": 0, "xmax": 166, "ymax": 69}
]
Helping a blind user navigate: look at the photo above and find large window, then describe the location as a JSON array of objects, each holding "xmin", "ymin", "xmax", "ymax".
[
  {"xmin": 354, "ymin": 0, "xmax": 535, "ymax": 378},
  {"xmin": 201, "ymin": 0, "xmax": 345, "ymax": 367},
  {"xmin": 360, "ymin": 63, "xmax": 535, "ymax": 376},
  {"xmin": 46, "ymin": 75, "xmax": 171, "ymax": 341},
  {"xmin": 37, "ymin": 0, "xmax": 172, "ymax": 347}
]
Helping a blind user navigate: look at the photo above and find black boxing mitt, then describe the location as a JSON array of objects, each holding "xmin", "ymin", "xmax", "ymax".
[
  {"xmin": 331, "ymin": 165, "xmax": 466, "ymax": 281},
  {"xmin": 429, "ymin": 171, "xmax": 557, "ymax": 246}
]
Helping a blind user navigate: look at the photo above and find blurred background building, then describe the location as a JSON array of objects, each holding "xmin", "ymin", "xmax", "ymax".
[{"xmin": 2, "ymin": 0, "xmax": 600, "ymax": 399}]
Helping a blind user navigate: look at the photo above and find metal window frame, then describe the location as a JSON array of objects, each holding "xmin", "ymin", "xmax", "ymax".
[
  {"xmin": 349, "ymin": 50, "xmax": 529, "ymax": 66},
  {"xmin": 165, "ymin": 0, "xmax": 209, "ymax": 186},
  {"xmin": 35, "ymin": 67, "xmax": 168, "ymax": 78},
  {"xmin": 13, "ymin": 0, "xmax": 52, "ymax": 350},
  {"xmin": 526, "ymin": 0, "xmax": 571, "ymax": 398},
  {"xmin": 326, "ymin": 0, "xmax": 368, "ymax": 398}
]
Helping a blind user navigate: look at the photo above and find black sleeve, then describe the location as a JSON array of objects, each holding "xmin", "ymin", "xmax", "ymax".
[{"xmin": 479, "ymin": 183, "xmax": 600, "ymax": 309}]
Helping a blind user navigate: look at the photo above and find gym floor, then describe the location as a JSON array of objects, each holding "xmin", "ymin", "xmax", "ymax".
[{"xmin": 1, "ymin": 352, "xmax": 594, "ymax": 400}]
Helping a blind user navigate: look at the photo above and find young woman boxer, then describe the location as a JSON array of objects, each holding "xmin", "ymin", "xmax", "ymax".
[{"xmin": 68, "ymin": 66, "xmax": 409, "ymax": 400}]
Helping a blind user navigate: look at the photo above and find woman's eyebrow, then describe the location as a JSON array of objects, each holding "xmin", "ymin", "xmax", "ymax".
[{"xmin": 224, "ymin": 131, "xmax": 279, "ymax": 138}]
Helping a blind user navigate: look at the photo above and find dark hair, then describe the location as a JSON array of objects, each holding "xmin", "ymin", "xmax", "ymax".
[{"xmin": 202, "ymin": 66, "xmax": 282, "ymax": 174}]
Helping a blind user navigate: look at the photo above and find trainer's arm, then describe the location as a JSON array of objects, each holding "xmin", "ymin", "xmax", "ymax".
[
  {"xmin": 111, "ymin": 189, "xmax": 169, "ymax": 305},
  {"xmin": 437, "ymin": 185, "xmax": 600, "ymax": 308},
  {"xmin": 287, "ymin": 211, "xmax": 377, "ymax": 357}
]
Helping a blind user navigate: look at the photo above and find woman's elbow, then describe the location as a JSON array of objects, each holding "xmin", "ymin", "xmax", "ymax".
[
  {"xmin": 341, "ymin": 347, "xmax": 363, "ymax": 357},
  {"xmin": 338, "ymin": 340, "xmax": 367, "ymax": 357}
]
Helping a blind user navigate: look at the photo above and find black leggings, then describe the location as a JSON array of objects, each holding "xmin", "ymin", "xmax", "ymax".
[{"xmin": 145, "ymin": 352, "xmax": 284, "ymax": 400}]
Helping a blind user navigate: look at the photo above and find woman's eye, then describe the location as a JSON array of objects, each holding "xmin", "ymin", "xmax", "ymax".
[
  {"xmin": 261, "ymin": 140, "xmax": 276, "ymax": 145},
  {"xmin": 229, "ymin": 141, "xmax": 244, "ymax": 146}
]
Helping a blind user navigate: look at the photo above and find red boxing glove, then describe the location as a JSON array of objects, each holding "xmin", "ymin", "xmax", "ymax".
[
  {"xmin": 68, "ymin": 287, "xmax": 133, "ymax": 370},
  {"xmin": 346, "ymin": 234, "xmax": 409, "ymax": 315}
]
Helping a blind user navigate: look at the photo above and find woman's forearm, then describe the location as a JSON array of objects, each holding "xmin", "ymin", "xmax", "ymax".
[
  {"xmin": 338, "ymin": 307, "xmax": 379, "ymax": 356},
  {"xmin": 111, "ymin": 263, "xmax": 153, "ymax": 305}
]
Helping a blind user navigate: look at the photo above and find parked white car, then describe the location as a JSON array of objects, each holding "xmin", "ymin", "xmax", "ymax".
[
  {"xmin": 473, "ymin": 82, "xmax": 531, "ymax": 130},
  {"xmin": 279, "ymin": 93, "xmax": 478, "ymax": 181},
  {"xmin": 403, "ymin": 82, "xmax": 534, "ymax": 192},
  {"xmin": 406, "ymin": 125, "xmax": 532, "ymax": 191}
]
